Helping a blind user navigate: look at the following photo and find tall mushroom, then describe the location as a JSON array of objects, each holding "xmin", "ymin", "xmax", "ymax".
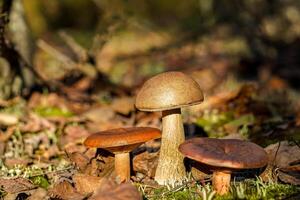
[
  {"xmin": 179, "ymin": 138, "xmax": 268, "ymax": 195},
  {"xmin": 84, "ymin": 127, "xmax": 161, "ymax": 182},
  {"xmin": 135, "ymin": 71, "xmax": 203, "ymax": 186}
]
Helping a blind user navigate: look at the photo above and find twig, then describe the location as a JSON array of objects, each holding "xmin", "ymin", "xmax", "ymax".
[
  {"xmin": 37, "ymin": 39, "xmax": 76, "ymax": 70},
  {"xmin": 144, "ymin": 180, "xmax": 198, "ymax": 198},
  {"xmin": 58, "ymin": 31, "xmax": 88, "ymax": 62},
  {"xmin": 37, "ymin": 39, "xmax": 97, "ymax": 78},
  {"xmin": 272, "ymin": 141, "xmax": 281, "ymax": 167},
  {"xmin": 292, "ymin": 140, "xmax": 300, "ymax": 149}
]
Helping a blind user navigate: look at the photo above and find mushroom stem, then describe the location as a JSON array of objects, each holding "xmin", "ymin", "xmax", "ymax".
[
  {"xmin": 115, "ymin": 152, "xmax": 130, "ymax": 182},
  {"xmin": 212, "ymin": 170, "xmax": 231, "ymax": 195},
  {"xmin": 155, "ymin": 108, "xmax": 186, "ymax": 186}
]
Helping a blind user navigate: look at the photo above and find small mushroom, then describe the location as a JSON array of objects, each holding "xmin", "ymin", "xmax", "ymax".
[
  {"xmin": 135, "ymin": 71, "xmax": 203, "ymax": 185},
  {"xmin": 179, "ymin": 138, "xmax": 268, "ymax": 195},
  {"xmin": 84, "ymin": 127, "xmax": 161, "ymax": 182}
]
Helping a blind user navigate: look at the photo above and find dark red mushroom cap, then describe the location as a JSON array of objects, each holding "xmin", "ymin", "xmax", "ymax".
[
  {"xmin": 84, "ymin": 127, "xmax": 161, "ymax": 153},
  {"xmin": 179, "ymin": 138, "xmax": 268, "ymax": 169}
]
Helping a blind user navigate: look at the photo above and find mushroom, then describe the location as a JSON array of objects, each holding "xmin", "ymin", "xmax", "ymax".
[
  {"xmin": 84, "ymin": 127, "xmax": 161, "ymax": 182},
  {"xmin": 179, "ymin": 138, "xmax": 268, "ymax": 195},
  {"xmin": 135, "ymin": 71, "xmax": 203, "ymax": 186}
]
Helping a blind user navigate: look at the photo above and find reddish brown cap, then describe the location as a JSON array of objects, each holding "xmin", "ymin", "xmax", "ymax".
[
  {"xmin": 179, "ymin": 138, "xmax": 268, "ymax": 169},
  {"xmin": 135, "ymin": 71, "xmax": 203, "ymax": 112},
  {"xmin": 84, "ymin": 127, "xmax": 161, "ymax": 153}
]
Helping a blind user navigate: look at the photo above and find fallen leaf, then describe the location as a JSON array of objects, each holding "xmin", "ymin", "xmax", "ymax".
[
  {"xmin": 278, "ymin": 162, "xmax": 300, "ymax": 185},
  {"xmin": 133, "ymin": 151, "xmax": 158, "ymax": 178},
  {"xmin": 68, "ymin": 152, "xmax": 90, "ymax": 171},
  {"xmin": 27, "ymin": 188, "xmax": 47, "ymax": 200},
  {"xmin": 82, "ymin": 106, "xmax": 115, "ymax": 123},
  {"xmin": 265, "ymin": 141, "xmax": 300, "ymax": 168},
  {"xmin": 0, "ymin": 113, "xmax": 18, "ymax": 126},
  {"xmin": 20, "ymin": 113, "xmax": 55, "ymax": 133},
  {"xmin": 73, "ymin": 173, "xmax": 103, "ymax": 195},
  {"xmin": 90, "ymin": 178, "xmax": 142, "ymax": 200},
  {"xmin": 28, "ymin": 92, "xmax": 67, "ymax": 111},
  {"xmin": 48, "ymin": 180, "xmax": 85, "ymax": 200},
  {"xmin": 0, "ymin": 178, "xmax": 35, "ymax": 193},
  {"xmin": 3, "ymin": 193, "xmax": 18, "ymax": 200},
  {"xmin": 84, "ymin": 151, "xmax": 115, "ymax": 178},
  {"xmin": 4, "ymin": 158, "xmax": 30, "ymax": 168},
  {"xmin": 111, "ymin": 97, "xmax": 134, "ymax": 115},
  {"xmin": 189, "ymin": 68, "xmax": 218, "ymax": 92},
  {"xmin": 135, "ymin": 112, "xmax": 161, "ymax": 128},
  {"xmin": 0, "ymin": 126, "xmax": 15, "ymax": 142},
  {"xmin": 62, "ymin": 125, "xmax": 90, "ymax": 145}
]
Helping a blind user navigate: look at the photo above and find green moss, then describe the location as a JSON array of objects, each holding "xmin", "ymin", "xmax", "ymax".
[
  {"xmin": 195, "ymin": 110, "xmax": 234, "ymax": 137},
  {"xmin": 30, "ymin": 175, "xmax": 50, "ymax": 189},
  {"xmin": 139, "ymin": 178, "xmax": 300, "ymax": 200},
  {"xmin": 34, "ymin": 106, "xmax": 73, "ymax": 117}
]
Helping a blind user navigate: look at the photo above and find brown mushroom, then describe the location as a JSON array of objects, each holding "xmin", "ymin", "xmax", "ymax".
[
  {"xmin": 179, "ymin": 138, "xmax": 268, "ymax": 195},
  {"xmin": 84, "ymin": 127, "xmax": 161, "ymax": 182},
  {"xmin": 135, "ymin": 71, "xmax": 203, "ymax": 186}
]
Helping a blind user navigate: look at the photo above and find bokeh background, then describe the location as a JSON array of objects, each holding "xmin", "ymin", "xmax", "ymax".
[{"xmin": 21, "ymin": 0, "xmax": 300, "ymax": 87}]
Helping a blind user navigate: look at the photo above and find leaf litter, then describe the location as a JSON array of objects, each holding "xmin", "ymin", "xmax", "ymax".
[{"xmin": 0, "ymin": 63, "xmax": 300, "ymax": 199}]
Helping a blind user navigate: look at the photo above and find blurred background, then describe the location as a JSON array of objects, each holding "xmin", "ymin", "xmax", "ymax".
[
  {"xmin": 30, "ymin": 0, "xmax": 300, "ymax": 79},
  {"xmin": 1, "ymin": 0, "xmax": 300, "ymax": 98}
]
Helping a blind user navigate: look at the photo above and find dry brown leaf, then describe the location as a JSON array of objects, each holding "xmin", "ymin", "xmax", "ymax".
[
  {"xmin": 278, "ymin": 167, "xmax": 300, "ymax": 185},
  {"xmin": 48, "ymin": 180, "xmax": 85, "ymax": 200},
  {"xmin": 0, "ymin": 126, "xmax": 16, "ymax": 142},
  {"xmin": 20, "ymin": 113, "xmax": 55, "ymax": 133},
  {"xmin": 73, "ymin": 173, "xmax": 103, "ymax": 195},
  {"xmin": 135, "ymin": 112, "xmax": 161, "ymax": 128},
  {"xmin": 42, "ymin": 145, "xmax": 60, "ymax": 160},
  {"xmin": 0, "ymin": 113, "xmax": 18, "ymax": 126},
  {"xmin": 265, "ymin": 141, "xmax": 300, "ymax": 168},
  {"xmin": 64, "ymin": 143, "xmax": 88, "ymax": 154},
  {"xmin": 82, "ymin": 106, "xmax": 115, "ymax": 123},
  {"xmin": 4, "ymin": 158, "xmax": 30, "ymax": 168},
  {"xmin": 111, "ymin": 97, "xmax": 135, "ymax": 115},
  {"xmin": 90, "ymin": 178, "xmax": 142, "ymax": 200},
  {"xmin": 68, "ymin": 152, "xmax": 90, "ymax": 171},
  {"xmin": 72, "ymin": 77, "xmax": 94, "ymax": 91},
  {"xmin": 278, "ymin": 162, "xmax": 300, "ymax": 185},
  {"xmin": 3, "ymin": 193, "xmax": 18, "ymax": 200},
  {"xmin": 62, "ymin": 125, "xmax": 90, "ymax": 144},
  {"xmin": 86, "ymin": 119, "xmax": 124, "ymax": 133},
  {"xmin": 189, "ymin": 68, "xmax": 218, "ymax": 92},
  {"xmin": 188, "ymin": 90, "xmax": 239, "ymax": 114},
  {"xmin": 84, "ymin": 153, "xmax": 115, "ymax": 178},
  {"xmin": 0, "ymin": 178, "xmax": 35, "ymax": 193},
  {"xmin": 133, "ymin": 151, "xmax": 159, "ymax": 178},
  {"xmin": 28, "ymin": 92, "xmax": 67, "ymax": 110},
  {"xmin": 27, "ymin": 188, "xmax": 47, "ymax": 200}
]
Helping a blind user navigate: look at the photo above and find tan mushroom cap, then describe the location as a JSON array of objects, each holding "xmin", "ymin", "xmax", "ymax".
[
  {"xmin": 84, "ymin": 127, "xmax": 161, "ymax": 152},
  {"xmin": 135, "ymin": 71, "xmax": 204, "ymax": 111},
  {"xmin": 179, "ymin": 138, "xmax": 268, "ymax": 169}
]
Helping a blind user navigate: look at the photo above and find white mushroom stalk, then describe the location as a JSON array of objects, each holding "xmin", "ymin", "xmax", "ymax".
[{"xmin": 155, "ymin": 108, "xmax": 186, "ymax": 185}]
